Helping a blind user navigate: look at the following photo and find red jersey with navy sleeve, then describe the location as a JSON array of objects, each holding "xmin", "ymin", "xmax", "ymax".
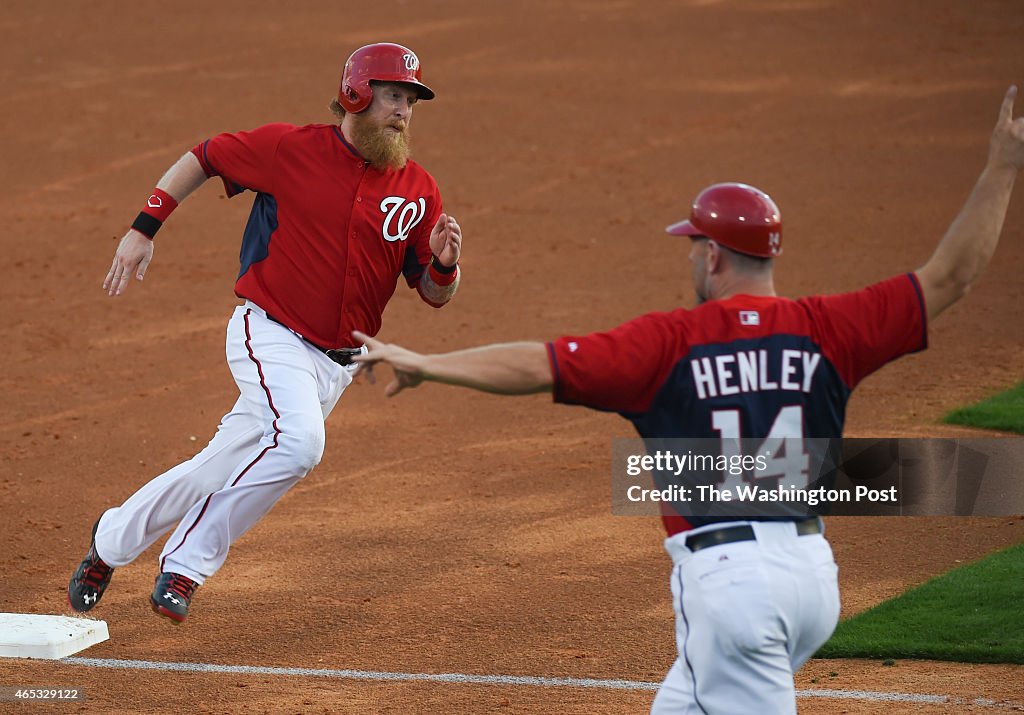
[
  {"xmin": 191, "ymin": 123, "xmax": 442, "ymax": 348},
  {"xmin": 546, "ymin": 273, "xmax": 928, "ymax": 534}
]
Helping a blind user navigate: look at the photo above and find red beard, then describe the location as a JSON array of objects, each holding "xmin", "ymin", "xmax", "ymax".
[{"xmin": 349, "ymin": 115, "xmax": 411, "ymax": 171}]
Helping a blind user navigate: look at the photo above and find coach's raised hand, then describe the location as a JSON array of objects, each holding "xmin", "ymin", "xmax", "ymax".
[
  {"xmin": 990, "ymin": 85, "xmax": 1024, "ymax": 170},
  {"xmin": 915, "ymin": 85, "xmax": 1024, "ymax": 320}
]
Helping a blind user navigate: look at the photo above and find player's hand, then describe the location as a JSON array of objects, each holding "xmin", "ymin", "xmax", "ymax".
[
  {"xmin": 104, "ymin": 229, "xmax": 154, "ymax": 296},
  {"xmin": 351, "ymin": 330, "xmax": 427, "ymax": 397},
  {"xmin": 989, "ymin": 85, "xmax": 1024, "ymax": 171},
  {"xmin": 428, "ymin": 213, "xmax": 462, "ymax": 268}
]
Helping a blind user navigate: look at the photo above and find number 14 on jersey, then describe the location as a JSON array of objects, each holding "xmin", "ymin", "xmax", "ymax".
[{"xmin": 712, "ymin": 405, "xmax": 810, "ymax": 491}]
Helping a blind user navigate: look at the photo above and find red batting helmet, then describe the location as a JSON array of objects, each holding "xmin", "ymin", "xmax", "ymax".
[
  {"xmin": 665, "ymin": 183, "xmax": 782, "ymax": 258},
  {"xmin": 338, "ymin": 42, "xmax": 435, "ymax": 113}
]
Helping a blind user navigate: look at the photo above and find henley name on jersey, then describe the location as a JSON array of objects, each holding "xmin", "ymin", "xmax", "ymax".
[{"xmin": 691, "ymin": 349, "xmax": 822, "ymax": 399}]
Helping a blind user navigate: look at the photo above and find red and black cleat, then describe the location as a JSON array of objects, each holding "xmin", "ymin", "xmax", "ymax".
[
  {"xmin": 150, "ymin": 572, "xmax": 198, "ymax": 624},
  {"xmin": 68, "ymin": 518, "xmax": 114, "ymax": 612}
]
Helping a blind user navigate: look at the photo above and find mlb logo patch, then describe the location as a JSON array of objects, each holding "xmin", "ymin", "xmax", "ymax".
[{"xmin": 739, "ymin": 311, "xmax": 760, "ymax": 326}]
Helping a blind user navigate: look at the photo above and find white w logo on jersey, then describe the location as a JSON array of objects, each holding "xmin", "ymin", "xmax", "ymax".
[{"xmin": 380, "ymin": 196, "xmax": 427, "ymax": 242}]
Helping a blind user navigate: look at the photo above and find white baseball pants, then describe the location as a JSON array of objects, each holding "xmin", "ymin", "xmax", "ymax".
[
  {"xmin": 650, "ymin": 520, "xmax": 841, "ymax": 715},
  {"xmin": 93, "ymin": 301, "xmax": 354, "ymax": 584}
]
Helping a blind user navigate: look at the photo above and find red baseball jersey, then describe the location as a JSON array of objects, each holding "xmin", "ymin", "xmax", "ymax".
[
  {"xmin": 192, "ymin": 123, "xmax": 443, "ymax": 348},
  {"xmin": 546, "ymin": 273, "xmax": 928, "ymax": 534}
]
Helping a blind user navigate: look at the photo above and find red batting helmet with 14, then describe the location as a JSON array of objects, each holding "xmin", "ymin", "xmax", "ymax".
[{"xmin": 665, "ymin": 182, "xmax": 782, "ymax": 258}]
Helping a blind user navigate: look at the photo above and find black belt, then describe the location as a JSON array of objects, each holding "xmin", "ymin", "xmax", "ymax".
[
  {"xmin": 685, "ymin": 518, "xmax": 823, "ymax": 553},
  {"xmin": 264, "ymin": 313, "xmax": 363, "ymax": 367}
]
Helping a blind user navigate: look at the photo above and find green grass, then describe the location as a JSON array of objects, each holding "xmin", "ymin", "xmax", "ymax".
[
  {"xmin": 943, "ymin": 382, "xmax": 1024, "ymax": 434},
  {"xmin": 817, "ymin": 543, "xmax": 1024, "ymax": 664}
]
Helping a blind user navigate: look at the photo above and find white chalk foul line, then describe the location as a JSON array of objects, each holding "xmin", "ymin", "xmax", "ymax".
[
  {"xmin": 62, "ymin": 658, "xmax": 656, "ymax": 691},
  {"xmin": 60, "ymin": 657, "xmax": 1023, "ymax": 709},
  {"xmin": 798, "ymin": 687, "xmax": 945, "ymax": 703}
]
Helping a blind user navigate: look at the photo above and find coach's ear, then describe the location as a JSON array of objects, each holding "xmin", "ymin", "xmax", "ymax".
[{"xmin": 706, "ymin": 240, "xmax": 723, "ymax": 274}]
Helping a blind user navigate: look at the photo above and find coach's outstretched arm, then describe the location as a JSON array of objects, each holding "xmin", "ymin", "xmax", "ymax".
[
  {"xmin": 104, "ymin": 152, "xmax": 210, "ymax": 297},
  {"xmin": 916, "ymin": 86, "xmax": 1024, "ymax": 321},
  {"xmin": 351, "ymin": 331, "xmax": 552, "ymax": 397}
]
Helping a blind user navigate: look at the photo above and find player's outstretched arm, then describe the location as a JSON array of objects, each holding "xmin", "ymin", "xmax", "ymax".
[
  {"xmin": 104, "ymin": 152, "xmax": 210, "ymax": 297},
  {"xmin": 916, "ymin": 85, "xmax": 1024, "ymax": 321},
  {"xmin": 351, "ymin": 331, "xmax": 552, "ymax": 397}
]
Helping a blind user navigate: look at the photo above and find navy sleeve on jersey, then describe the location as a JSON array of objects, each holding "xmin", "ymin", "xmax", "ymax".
[
  {"xmin": 402, "ymin": 180, "xmax": 443, "ymax": 287},
  {"xmin": 547, "ymin": 312, "xmax": 683, "ymax": 414},
  {"xmin": 800, "ymin": 273, "xmax": 928, "ymax": 389}
]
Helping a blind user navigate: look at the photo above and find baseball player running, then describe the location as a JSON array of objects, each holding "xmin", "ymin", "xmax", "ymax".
[
  {"xmin": 67, "ymin": 43, "xmax": 463, "ymax": 623},
  {"xmin": 352, "ymin": 87, "xmax": 1024, "ymax": 713}
]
